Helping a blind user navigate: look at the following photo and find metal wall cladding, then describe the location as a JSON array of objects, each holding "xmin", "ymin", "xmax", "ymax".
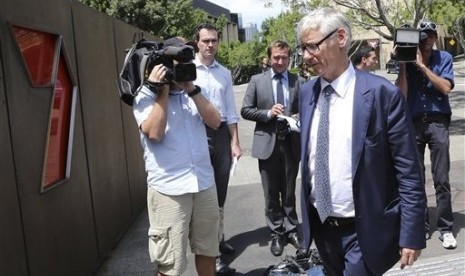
[{"xmin": 0, "ymin": 0, "xmax": 149, "ymax": 274}]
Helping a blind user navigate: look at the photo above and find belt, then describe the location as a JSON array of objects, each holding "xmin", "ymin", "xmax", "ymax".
[
  {"xmin": 324, "ymin": 217, "xmax": 355, "ymax": 227},
  {"xmin": 414, "ymin": 114, "xmax": 449, "ymax": 124}
]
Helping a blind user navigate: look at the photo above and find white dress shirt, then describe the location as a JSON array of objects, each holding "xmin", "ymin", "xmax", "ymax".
[
  {"xmin": 194, "ymin": 57, "xmax": 239, "ymax": 124},
  {"xmin": 309, "ymin": 64, "xmax": 356, "ymax": 218}
]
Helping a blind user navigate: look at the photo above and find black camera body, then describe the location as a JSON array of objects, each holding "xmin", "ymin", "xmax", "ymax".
[
  {"xmin": 145, "ymin": 44, "xmax": 197, "ymax": 82},
  {"xmin": 394, "ymin": 28, "xmax": 421, "ymax": 62},
  {"xmin": 276, "ymin": 117, "xmax": 291, "ymax": 136}
]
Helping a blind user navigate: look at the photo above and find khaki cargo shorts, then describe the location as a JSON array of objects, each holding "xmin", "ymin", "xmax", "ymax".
[{"xmin": 147, "ymin": 185, "xmax": 220, "ymax": 275}]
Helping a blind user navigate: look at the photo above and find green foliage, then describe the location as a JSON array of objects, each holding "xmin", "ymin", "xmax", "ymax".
[
  {"xmin": 215, "ymin": 9, "xmax": 306, "ymax": 84},
  {"xmin": 78, "ymin": 0, "xmax": 224, "ymax": 39},
  {"xmin": 79, "ymin": 0, "xmax": 111, "ymax": 12},
  {"xmin": 155, "ymin": 0, "xmax": 211, "ymax": 38},
  {"xmin": 108, "ymin": 0, "xmax": 166, "ymax": 35},
  {"xmin": 217, "ymin": 40, "xmax": 266, "ymax": 84},
  {"xmin": 429, "ymin": 0, "xmax": 465, "ymax": 33},
  {"xmin": 262, "ymin": 10, "xmax": 303, "ymax": 47}
]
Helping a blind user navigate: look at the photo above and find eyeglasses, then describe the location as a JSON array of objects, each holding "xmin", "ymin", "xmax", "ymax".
[
  {"xmin": 418, "ymin": 21, "xmax": 437, "ymax": 31},
  {"xmin": 297, "ymin": 29, "xmax": 338, "ymax": 56}
]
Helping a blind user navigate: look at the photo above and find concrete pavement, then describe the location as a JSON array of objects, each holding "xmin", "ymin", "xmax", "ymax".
[{"xmin": 94, "ymin": 60, "xmax": 464, "ymax": 275}]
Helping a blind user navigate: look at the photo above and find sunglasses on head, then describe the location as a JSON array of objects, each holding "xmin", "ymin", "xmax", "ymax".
[{"xmin": 419, "ymin": 21, "xmax": 437, "ymax": 31}]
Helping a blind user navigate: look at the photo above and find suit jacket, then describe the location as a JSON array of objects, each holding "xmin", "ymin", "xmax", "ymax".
[
  {"xmin": 241, "ymin": 70, "xmax": 304, "ymax": 160},
  {"xmin": 299, "ymin": 69, "xmax": 426, "ymax": 275}
]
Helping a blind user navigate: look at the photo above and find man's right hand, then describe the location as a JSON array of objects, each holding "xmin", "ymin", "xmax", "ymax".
[
  {"xmin": 148, "ymin": 64, "xmax": 169, "ymax": 93},
  {"xmin": 270, "ymin": 103, "xmax": 286, "ymax": 118}
]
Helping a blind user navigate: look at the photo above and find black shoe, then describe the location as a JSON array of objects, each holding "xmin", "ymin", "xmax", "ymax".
[
  {"xmin": 216, "ymin": 257, "xmax": 236, "ymax": 275},
  {"xmin": 425, "ymin": 224, "xmax": 431, "ymax": 240},
  {"xmin": 219, "ymin": 240, "xmax": 235, "ymax": 255},
  {"xmin": 287, "ymin": 232, "xmax": 302, "ymax": 249},
  {"xmin": 270, "ymin": 236, "xmax": 284, "ymax": 256}
]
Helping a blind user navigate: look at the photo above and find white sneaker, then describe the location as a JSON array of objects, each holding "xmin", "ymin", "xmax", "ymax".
[{"xmin": 440, "ymin": 232, "xmax": 457, "ymax": 249}]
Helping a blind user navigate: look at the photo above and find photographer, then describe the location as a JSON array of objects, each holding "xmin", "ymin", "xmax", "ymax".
[
  {"xmin": 241, "ymin": 40, "xmax": 304, "ymax": 257},
  {"xmin": 395, "ymin": 21, "xmax": 457, "ymax": 249},
  {"xmin": 132, "ymin": 37, "xmax": 221, "ymax": 276}
]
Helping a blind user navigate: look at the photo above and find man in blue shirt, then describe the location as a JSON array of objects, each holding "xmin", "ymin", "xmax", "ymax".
[{"xmin": 396, "ymin": 20, "xmax": 457, "ymax": 249}]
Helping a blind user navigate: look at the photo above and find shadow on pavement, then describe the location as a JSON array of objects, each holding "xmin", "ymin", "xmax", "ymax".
[
  {"xmin": 221, "ymin": 226, "xmax": 270, "ymax": 270},
  {"xmin": 427, "ymin": 206, "xmax": 465, "ymax": 238}
]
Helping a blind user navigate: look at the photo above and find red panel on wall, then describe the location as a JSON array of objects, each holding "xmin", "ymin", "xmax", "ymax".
[
  {"xmin": 11, "ymin": 25, "xmax": 56, "ymax": 87},
  {"xmin": 11, "ymin": 25, "xmax": 75, "ymax": 191},
  {"xmin": 44, "ymin": 52, "xmax": 73, "ymax": 188}
]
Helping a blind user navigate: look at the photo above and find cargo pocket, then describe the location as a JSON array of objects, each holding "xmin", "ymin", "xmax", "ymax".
[{"xmin": 148, "ymin": 227, "xmax": 175, "ymax": 266}]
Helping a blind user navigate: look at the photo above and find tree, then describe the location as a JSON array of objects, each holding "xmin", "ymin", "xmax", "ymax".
[
  {"xmin": 216, "ymin": 40, "xmax": 266, "ymax": 84},
  {"xmin": 260, "ymin": 9, "xmax": 305, "ymax": 68},
  {"xmin": 216, "ymin": 9, "xmax": 307, "ymax": 84},
  {"xmin": 78, "ymin": 0, "xmax": 226, "ymax": 39},
  {"xmin": 262, "ymin": 10, "xmax": 304, "ymax": 47},
  {"xmin": 263, "ymin": 0, "xmax": 464, "ymax": 40},
  {"xmin": 452, "ymin": 15, "xmax": 465, "ymax": 52},
  {"xmin": 429, "ymin": 0, "xmax": 465, "ymax": 32}
]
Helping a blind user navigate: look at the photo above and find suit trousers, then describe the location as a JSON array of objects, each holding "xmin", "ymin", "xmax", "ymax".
[
  {"xmin": 413, "ymin": 115, "xmax": 454, "ymax": 234},
  {"xmin": 307, "ymin": 206, "xmax": 378, "ymax": 276},
  {"xmin": 258, "ymin": 137, "xmax": 299, "ymax": 237}
]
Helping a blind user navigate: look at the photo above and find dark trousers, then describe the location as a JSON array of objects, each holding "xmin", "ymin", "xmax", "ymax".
[
  {"xmin": 313, "ymin": 220, "xmax": 379, "ymax": 276},
  {"xmin": 206, "ymin": 123, "xmax": 232, "ymax": 208},
  {"xmin": 258, "ymin": 138, "xmax": 299, "ymax": 237},
  {"xmin": 413, "ymin": 115, "xmax": 454, "ymax": 234},
  {"xmin": 304, "ymin": 206, "xmax": 378, "ymax": 276},
  {"xmin": 206, "ymin": 123, "xmax": 232, "ymax": 243}
]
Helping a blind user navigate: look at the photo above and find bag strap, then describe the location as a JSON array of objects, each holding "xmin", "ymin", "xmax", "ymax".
[{"xmin": 285, "ymin": 255, "xmax": 307, "ymax": 273}]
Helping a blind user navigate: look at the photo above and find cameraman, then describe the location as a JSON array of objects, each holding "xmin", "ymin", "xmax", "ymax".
[
  {"xmin": 395, "ymin": 21, "xmax": 456, "ymax": 249},
  {"xmin": 132, "ymin": 37, "xmax": 221, "ymax": 276}
]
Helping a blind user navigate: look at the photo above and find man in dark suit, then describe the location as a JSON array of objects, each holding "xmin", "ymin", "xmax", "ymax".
[
  {"xmin": 241, "ymin": 40, "xmax": 304, "ymax": 257},
  {"xmin": 296, "ymin": 8, "xmax": 427, "ymax": 276}
]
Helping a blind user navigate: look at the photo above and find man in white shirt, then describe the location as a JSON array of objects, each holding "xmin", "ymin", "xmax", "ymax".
[
  {"xmin": 193, "ymin": 23, "xmax": 242, "ymax": 276},
  {"xmin": 297, "ymin": 7, "xmax": 426, "ymax": 276}
]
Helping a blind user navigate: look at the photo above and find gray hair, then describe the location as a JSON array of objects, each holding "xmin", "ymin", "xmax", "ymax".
[{"xmin": 296, "ymin": 7, "xmax": 352, "ymax": 51}]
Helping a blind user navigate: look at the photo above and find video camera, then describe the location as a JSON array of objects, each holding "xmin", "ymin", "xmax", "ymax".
[
  {"xmin": 393, "ymin": 25, "xmax": 423, "ymax": 62},
  {"xmin": 145, "ymin": 42, "xmax": 197, "ymax": 83},
  {"xmin": 118, "ymin": 37, "xmax": 198, "ymax": 106}
]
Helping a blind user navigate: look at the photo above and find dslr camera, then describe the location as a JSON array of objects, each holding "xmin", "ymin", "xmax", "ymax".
[{"xmin": 145, "ymin": 43, "xmax": 197, "ymax": 82}]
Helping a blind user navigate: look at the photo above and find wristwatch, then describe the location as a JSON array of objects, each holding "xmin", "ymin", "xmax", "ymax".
[
  {"xmin": 188, "ymin": 85, "xmax": 201, "ymax": 97},
  {"xmin": 145, "ymin": 80, "xmax": 166, "ymax": 93}
]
